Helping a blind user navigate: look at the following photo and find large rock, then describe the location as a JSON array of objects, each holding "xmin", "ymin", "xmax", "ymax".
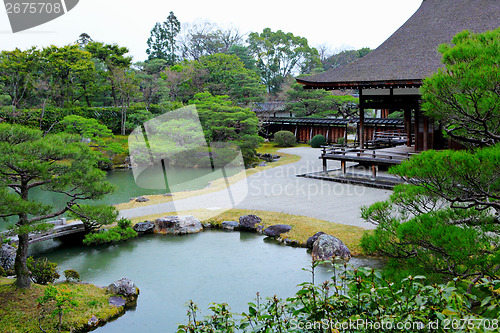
[
  {"xmin": 221, "ymin": 221, "xmax": 239, "ymax": 231},
  {"xmin": 312, "ymin": 234, "xmax": 351, "ymax": 261},
  {"xmin": 263, "ymin": 224, "xmax": 292, "ymax": 237},
  {"xmin": 135, "ymin": 196, "xmax": 149, "ymax": 202},
  {"xmin": 154, "ymin": 215, "xmax": 203, "ymax": 235},
  {"xmin": 0, "ymin": 244, "xmax": 16, "ymax": 271},
  {"xmin": 107, "ymin": 277, "xmax": 139, "ymax": 307},
  {"xmin": 133, "ymin": 221, "xmax": 155, "ymax": 234},
  {"xmin": 306, "ymin": 231, "xmax": 326, "ymax": 249},
  {"xmin": 239, "ymin": 214, "xmax": 261, "ymax": 232}
]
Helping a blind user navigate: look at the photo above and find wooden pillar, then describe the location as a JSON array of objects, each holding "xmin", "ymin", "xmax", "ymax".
[
  {"xmin": 309, "ymin": 126, "xmax": 313, "ymax": 141},
  {"xmin": 326, "ymin": 127, "xmax": 330, "ymax": 143},
  {"xmin": 359, "ymin": 88, "xmax": 365, "ymax": 149},
  {"xmin": 341, "ymin": 160, "xmax": 346, "ymax": 174},
  {"xmin": 404, "ymin": 108, "xmax": 412, "ymax": 146},
  {"xmin": 414, "ymin": 107, "xmax": 420, "ymax": 151},
  {"xmin": 371, "ymin": 164, "xmax": 377, "ymax": 179},
  {"xmin": 423, "ymin": 116, "xmax": 429, "ymax": 151}
]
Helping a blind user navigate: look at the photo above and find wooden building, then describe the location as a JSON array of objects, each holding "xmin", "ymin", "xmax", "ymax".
[
  {"xmin": 297, "ymin": 0, "xmax": 499, "ymax": 151},
  {"xmin": 261, "ymin": 116, "xmax": 405, "ymax": 144}
]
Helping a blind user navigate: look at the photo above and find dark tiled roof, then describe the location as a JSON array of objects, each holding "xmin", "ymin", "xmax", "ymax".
[
  {"xmin": 263, "ymin": 117, "xmax": 404, "ymax": 126},
  {"xmin": 297, "ymin": 0, "xmax": 500, "ymax": 89}
]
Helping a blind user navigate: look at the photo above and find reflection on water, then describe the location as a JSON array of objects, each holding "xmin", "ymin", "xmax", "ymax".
[{"xmin": 36, "ymin": 231, "xmax": 381, "ymax": 333}]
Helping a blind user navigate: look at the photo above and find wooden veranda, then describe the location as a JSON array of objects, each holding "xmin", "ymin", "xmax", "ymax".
[{"xmin": 320, "ymin": 145, "xmax": 417, "ymax": 179}]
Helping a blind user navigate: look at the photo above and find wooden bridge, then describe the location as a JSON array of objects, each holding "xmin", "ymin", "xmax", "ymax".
[{"xmin": 4, "ymin": 219, "xmax": 85, "ymax": 245}]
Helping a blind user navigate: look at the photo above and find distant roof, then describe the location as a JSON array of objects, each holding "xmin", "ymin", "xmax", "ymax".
[
  {"xmin": 297, "ymin": 0, "xmax": 500, "ymax": 89},
  {"xmin": 262, "ymin": 117, "xmax": 404, "ymax": 126}
]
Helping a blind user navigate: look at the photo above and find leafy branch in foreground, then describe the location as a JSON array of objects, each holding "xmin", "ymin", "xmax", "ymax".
[{"xmin": 178, "ymin": 263, "xmax": 500, "ymax": 332}]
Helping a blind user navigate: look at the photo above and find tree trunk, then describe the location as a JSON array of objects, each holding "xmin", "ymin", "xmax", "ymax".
[{"xmin": 14, "ymin": 233, "xmax": 31, "ymax": 289}]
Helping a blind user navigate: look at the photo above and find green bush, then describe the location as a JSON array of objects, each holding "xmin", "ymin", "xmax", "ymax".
[
  {"xmin": 178, "ymin": 264, "xmax": 500, "ymax": 332},
  {"xmin": 83, "ymin": 227, "xmax": 137, "ymax": 245},
  {"xmin": 310, "ymin": 134, "xmax": 326, "ymax": 148},
  {"xmin": 0, "ymin": 266, "xmax": 6, "ymax": 277},
  {"xmin": 273, "ymin": 130, "xmax": 296, "ymax": 147},
  {"xmin": 337, "ymin": 137, "xmax": 345, "ymax": 145},
  {"xmin": 63, "ymin": 269, "xmax": 80, "ymax": 283},
  {"xmin": 117, "ymin": 217, "xmax": 132, "ymax": 229},
  {"xmin": 26, "ymin": 257, "xmax": 60, "ymax": 285}
]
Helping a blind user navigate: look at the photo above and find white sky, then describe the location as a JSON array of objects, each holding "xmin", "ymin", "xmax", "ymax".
[{"xmin": 0, "ymin": 0, "xmax": 422, "ymax": 62}]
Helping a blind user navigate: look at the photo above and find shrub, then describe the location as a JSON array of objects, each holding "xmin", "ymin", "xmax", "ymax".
[
  {"xmin": 63, "ymin": 269, "xmax": 80, "ymax": 283},
  {"xmin": 273, "ymin": 130, "xmax": 296, "ymax": 147},
  {"xmin": 83, "ymin": 227, "xmax": 137, "ymax": 246},
  {"xmin": 310, "ymin": 134, "xmax": 326, "ymax": 148},
  {"xmin": 117, "ymin": 217, "xmax": 132, "ymax": 229},
  {"xmin": 0, "ymin": 266, "xmax": 5, "ymax": 277},
  {"xmin": 178, "ymin": 264, "xmax": 500, "ymax": 332},
  {"xmin": 337, "ymin": 137, "xmax": 345, "ymax": 145},
  {"xmin": 26, "ymin": 257, "xmax": 60, "ymax": 285}
]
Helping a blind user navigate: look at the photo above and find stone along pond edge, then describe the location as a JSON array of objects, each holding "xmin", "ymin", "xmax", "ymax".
[{"xmin": 133, "ymin": 214, "xmax": 353, "ymax": 261}]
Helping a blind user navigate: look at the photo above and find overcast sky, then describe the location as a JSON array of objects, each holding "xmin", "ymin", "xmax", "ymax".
[{"xmin": 0, "ymin": 0, "xmax": 422, "ymax": 62}]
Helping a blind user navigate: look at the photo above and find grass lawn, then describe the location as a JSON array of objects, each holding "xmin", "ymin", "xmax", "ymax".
[
  {"xmin": 130, "ymin": 208, "xmax": 368, "ymax": 256},
  {"xmin": 0, "ymin": 278, "xmax": 123, "ymax": 333}
]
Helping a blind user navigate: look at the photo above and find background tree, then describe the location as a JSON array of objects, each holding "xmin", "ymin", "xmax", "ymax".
[
  {"xmin": 38, "ymin": 45, "xmax": 95, "ymax": 108},
  {"xmin": 77, "ymin": 33, "xmax": 92, "ymax": 47},
  {"xmin": 321, "ymin": 47, "xmax": 372, "ymax": 71},
  {"xmin": 190, "ymin": 92, "xmax": 263, "ymax": 164},
  {"xmin": 179, "ymin": 21, "xmax": 244, "ymax": 60},
  {"xmin": 0, "ymin": 124, "xmax": 115, "ymax": 289},
  {"xmin": 146, "ymin": 11, "xmax": 181, "ymax": 65},
  {"xmin": 285, "ymin": 83, "xmax": 358, "ymax": 118},
  {"xmin": 0, "ymin": 47, "xmax": 39, "ymax": 112},
  {"xmin": 85, "ymin": 42, "xmax": 132, "ymax": 106},
  {"xmin": 247, "ymin": 28, "xmax": 321, "ymax": 94},
  {"xmin": 421, "ymin": 28, "xmax": 500, "ymax": 147},
  {"xmin": 134, "ymin": 59, "xmax": 169, "ymax": 108},
  {"xmin": 195, "ymin": 53, "xmax": 265, "ymax": 104},
  {"xmin": 112, "ymin": 67, "xmax": 140, "ymax": 135}
]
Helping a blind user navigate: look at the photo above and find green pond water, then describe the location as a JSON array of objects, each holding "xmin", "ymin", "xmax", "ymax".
[
  {"xmin": 1, "ymin": 167, "xmax": 240, "ymax": 231},
  {"xmin": 33, "ymin": 231, "xmax": 382, "ymax": 333}
]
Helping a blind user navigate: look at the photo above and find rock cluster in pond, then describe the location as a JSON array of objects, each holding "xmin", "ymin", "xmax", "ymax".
[
  {"xmin": 263, "ymin": 224, "xmax": 292, "ymax": 237},
  {"xmin": 133, "ymin": 221, "xmax": 155, "ymax": 234},
  {"xmin": 107, "ymin": 277, "xmax": 140, "ymax": 308},
  {"xmin": 311, "ymin": 234, "xmax": 351, "ymax": 261},
  {"xmin": 154, "ymin": 215, "xmax": 203, "ymax": 235},
  {"xmin": 239, "ymin": 214, "xmax": 262, "ymax": 231}
]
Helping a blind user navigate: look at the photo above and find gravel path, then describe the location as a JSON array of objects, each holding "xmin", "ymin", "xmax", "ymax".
[{"xmin": 120, "ymin": 147, "xmax": 392, "ymax": 229}]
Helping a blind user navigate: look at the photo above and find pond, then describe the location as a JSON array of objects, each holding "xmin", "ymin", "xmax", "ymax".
[
  {"xmin": 33, "ymin": 231, "xmax": 382, "ymax": 332},
  {"xmin": 1, "ymin": 167, "xmax": 240, "ymax": 231}
]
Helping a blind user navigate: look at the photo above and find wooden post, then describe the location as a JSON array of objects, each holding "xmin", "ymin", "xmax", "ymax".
[
  {"xmin": 341, "ymin": 160, "xmax": 346, "ymax": 174},
  {"xmin": 359, "ymin": 108, "xmax": 365, "ymax": 149},
  {"xmin": 309, "ymin": 126, "xmax": 313, "ymax": 141},
  {"xmin": 359, "ymin": 89, "xmax": 365, "ymax": 148},
  {"xmin": 414, "ymin": 107, "xmax": 420, "ymax": 151},
  {"xmin": 371, "ymin": 164, "xmax": 377, "ymax": 179},
  {"xmin": 423, "ymin": 116, "xmax": 429, "ymax": 151},
  {"xmin": 404, "ymin": 108, "xmax": 412, "ymax": 146}
]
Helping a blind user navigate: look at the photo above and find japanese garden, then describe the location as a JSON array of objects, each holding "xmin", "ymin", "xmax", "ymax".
[{"xmin": 0, "ymin": 1, "xmax": 499, "ymax": 332}]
